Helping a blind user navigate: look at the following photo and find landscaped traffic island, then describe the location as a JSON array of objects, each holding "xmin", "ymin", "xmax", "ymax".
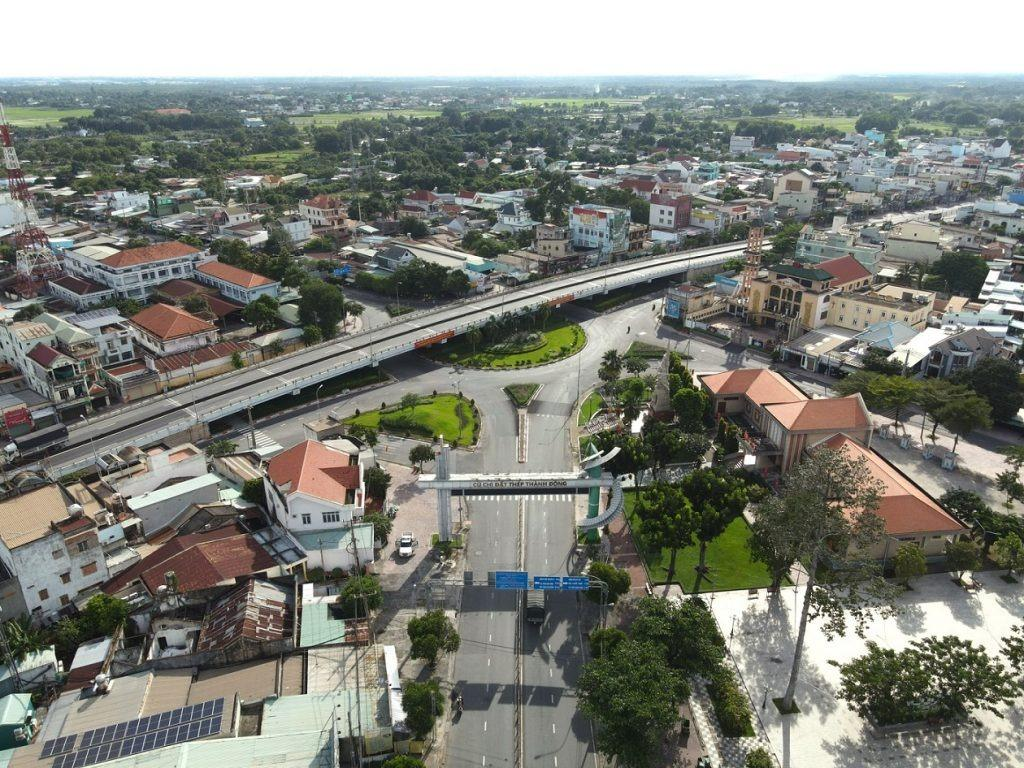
[
  {"xmin": 422, "ymin": 309, "xmax": 585, "ymax": 369},
  {"xmin": 343, "ymin": 393, "xmax": 479, "ymax": 446}
]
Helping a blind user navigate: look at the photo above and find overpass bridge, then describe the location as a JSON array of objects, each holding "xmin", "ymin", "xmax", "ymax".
[{"xmin": 46, "ymin": 240, "xmax": 747, "ymax": 473}]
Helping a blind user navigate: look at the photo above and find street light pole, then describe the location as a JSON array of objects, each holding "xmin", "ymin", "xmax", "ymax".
[
  {"xmin": 80, "ymin": 414, "xmax": 99, "ymax": 467},
  {"xmin": 315, "ymin": 383, "xmax": 325, "ymax": 421}
]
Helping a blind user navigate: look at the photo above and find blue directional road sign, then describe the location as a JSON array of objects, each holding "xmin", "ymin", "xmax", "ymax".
[
  {"xmin": 561, "ymin": 576, "xmax": 591, "ymax": 591},
  {"xmin": 532, "ymin": 576, "xmax": 562, "ymax": 590},
  {"xmin": 494, "ymin": 571, "xmax": 529, "ymax": 590}
]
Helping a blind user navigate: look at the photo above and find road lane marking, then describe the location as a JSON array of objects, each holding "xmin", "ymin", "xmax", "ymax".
[
  {"xmin": 549, "ymin": 668, "xmax": 552, "ymax": 677},
  {"xmin": 552, "ymin": 723, "xmax": 556, "ymax": 734},
  {"xmin": 488, "ymin": 634, "xmax": 492, "ymax": 643},
  {"xmin": 550, "ymin": 694, "xmax": 554, "ymax": 704},
  {"xmin": 487, "ymin": 658, "xmax": 491, "ymax": 666},
  {"xmin": 483, "ymin": 721, "xmax": 487, "ymax": 732},
  {"xmin": 554, "ymin": 758, "xmax": 558, "ymax": 767}
]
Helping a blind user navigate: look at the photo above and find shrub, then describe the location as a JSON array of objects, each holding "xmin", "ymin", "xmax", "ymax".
[
  {"xmin": 746, "ymin": 747, "xmax": 773, "ymax": 768},
  {"xmin": 707, "ymin": 666, "xmax": 754, "ymax": 737}
]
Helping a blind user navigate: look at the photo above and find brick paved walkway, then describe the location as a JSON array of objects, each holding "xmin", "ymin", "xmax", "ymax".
[{"xmin": 605, "ymin": 514, "xmax": 649, "ymax": 594}]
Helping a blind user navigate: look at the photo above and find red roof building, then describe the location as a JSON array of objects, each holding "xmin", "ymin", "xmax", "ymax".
[
  {"xmin": 817, "ymin": 254, "xmax": 872, "ymax": 289},
  {"xmin": 129, "ymin": 304, "xmax": 218, "ymax": 357},
  {"xmin": 103, "ymin": 241, "xmax": 200, "ymax": 269}
]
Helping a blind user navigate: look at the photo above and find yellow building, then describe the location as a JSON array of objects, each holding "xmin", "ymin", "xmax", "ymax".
[{"xmin": 827, "ymin": 286, "xmax": 934, "ymax": 331}]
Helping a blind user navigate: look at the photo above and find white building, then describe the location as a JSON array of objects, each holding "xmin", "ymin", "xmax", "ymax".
[
  {"xmin": 63, "ymin": 241, "xmax": 207, "ymax": 300},
  {"xmin": 264, "ymin": 440, "xmax": 371, "ymax": 572},
  {"xmin": 128, "ymin": 304, "xmax": 218, "ymax": 357},
  {"xmin": 883, "ymin": 221, "xmax": 944, "ymax": 264},
  {"xmin": 195, "ymin": 260, "xmax": 280, "ymax": 304},
  {"xmin": 63, "ymin": 308, "xmax": 136, "ymax": 367},
  {"xmin": 729, "ymin": 135, "xmax": 755, "ymax": 155},
  {"xmin": 772, "ymin": 170, "xmax": 816, "ymax": 217},
  {"xmin": 277, "ymin": 215, "xmax": 313, "ymax": 246},
  {"xmin": 299, "ymin": 195, "xmax": 347, "ymax": 228},
  {"xmin": 0, "ymin": 485, "xmax": 111, "ymax": 622},
  {"xmin": 568, "ymin": 204, "xmax": 630, "ymax": 261}
]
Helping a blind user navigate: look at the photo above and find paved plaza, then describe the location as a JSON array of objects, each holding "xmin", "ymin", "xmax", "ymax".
[{"xmin": 710, "ymin": 572, "xmax": 1024, "ymax": 768}]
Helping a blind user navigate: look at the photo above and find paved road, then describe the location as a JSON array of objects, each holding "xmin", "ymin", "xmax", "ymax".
[{"xmin": 45, "ymin": 242, "xmax": 745, "ymax": 473}]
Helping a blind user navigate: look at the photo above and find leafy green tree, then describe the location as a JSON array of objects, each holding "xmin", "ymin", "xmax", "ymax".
[
  {"xmin": 954, "ymin": 357, "xmax": 1024, "ymax": 423},
  {"xmin": 633, "ymin": 481, "xmax": 695, "ymax": 586},
  {"xmin": 205, "ymin": 439, "xmax": 237, "ymax": 458},
  {"xmin": 769, "ymin": 221, "xmax": 804, "ymax": 260},
  {"xmin": 13, "ymin": 303, "xmax": 44, "ymax": 321},
  {"xmin": 678, "ymin": 468, "xmax": 756, "ymax": 591},
  {"xmin": 671, "ymin": 388, "xmax": 706, "ymax": 432},
  {"xmin": 992, "ymin": 533, "xmax": 1024, "ymax": 577},
  {"xmin": 936, "ymin": 394, "xmax": 992, "ymax": 456},
  {"xmin": 2, "ymin": 615, "xmax": 47, "ymax": 660},
  {"xmin": 892, "ymin": 544, "xmax": 927, "ymax": 587},
  {"xmin": 945, "ymin": 539, "xmax": 980, "ymax": 580},
  {"xmin": 641, "ymin": 420, "xmax": 683, "ymax": 476},
  {"xmin": 624, "ymin": 355, "xmax": 647, "ymax": 376},
  {"xmin": 242, "ymin": 294, "xmax": 280, "ymax": 332},
  {"xmin": 382, "ymin": 756, "xmax": 426, "ymax": 768},
  {"xmin": 409, "ymin": 444, "xmax": 435, "ymax": 471},
  {"xmin": 230, "ymin": 351, "xmax": 244, "ymax": 369},
  {"xmin": 181, "ymin": 294, "xmax": 210, "ymax": 315},
  {"xmin": 871, "ymin": 376, "xmax": 921, "ymax": 434},
  {"xmin": 400, "ymin": 393, "xmax": 420, "ymax": 415},
  {"xmin": 407, "ymin": 610, "xmax": 461, "ymax": 667},
  {"xmin": 365, "ymin": 465, "xmax": 392, "ymax": 500},
  {"xmin": 578, "ymin": 640, "xmax": 686, "ymax": 768},
  {"xmin": 837, "ymin": 640, "xmax": 933, "ymax": 725},
  {"xmin": 339, "ymin": 574, "xmax": 383, "ymax": 618},
  {"xmin": 586, "ymin": 561, "xmax": 631, "ymax": 604},
  {"xmin": 348, "ymin": 424, "xmax": 379, "ymax": 447},
  {"xmin": 997, "ymin": 446, "xmax": 1024, "ymax": 509},
  {"xmin": 630, "ymin": 596, "xmax": 725, "ymax": 678},
  {"xmin": 588, "ymin": 627, "xmax": 627, "ymax": 659},
  {"xmin": 298, "ymin": 279, "xmax": 347, "ymax": 337},
  {"xmin": 918, "ymin": 379, "xmax": 970, "ymax": 443},
  {"xmin": 241, "ymin": 477, "xmax": 264, "ymax": 505},
  {"xmin": 80, "ymin": 594, "xmax": 130, "ymax": 638},
  {"xmin": 911, "ymin": 635, "xmax": 1019, "ymax": 720},
  {"xmin": 363, "ymin": 512, "xmax": 393, "ymax": 545},
  {"xmin": 399, "ymin": 217, "xmax": 429, "ymax": 239},
  {"xmin": 402, "ymin": 679, "xmax": 443, "ymax": 739},
  {"xmin": 751, "ymin": 447, "xmax": 895, "ymax": 712},
  {"xmin": 302, "ymin": 324, "xmax": 323, "ymax": 346},
  {"xmin": 929, "ymin": 251, "xmax": 990, "ymax": 297},
  {"xmin": 466, "ymin": 327, "xmax": 483, "ymax": 354},
  {"xmin": 746, "ymin": 747, "xmax": 774, "ymax": 768}
]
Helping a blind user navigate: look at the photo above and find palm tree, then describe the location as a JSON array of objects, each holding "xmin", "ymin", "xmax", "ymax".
[
  {"xmin": 466, "ymin": 327, "xmax": 483, "ymax": 354},
  {"xmin": 624, "ymin": 355, "xmax": 647, "ymax": 377}
]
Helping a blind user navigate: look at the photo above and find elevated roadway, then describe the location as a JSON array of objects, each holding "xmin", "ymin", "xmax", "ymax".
[{"xmin": 48, "ymin": 240, "xmax": 747, "ymax": 473}]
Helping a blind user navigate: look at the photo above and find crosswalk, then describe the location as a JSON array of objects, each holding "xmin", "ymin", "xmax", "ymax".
[
  {"xmin": 469, "ymin": 494, "xmax": 576, "ymax": 502},
  {"xmin": 242, "ymin": 429, "xmax": 282, "ymax": 455}
]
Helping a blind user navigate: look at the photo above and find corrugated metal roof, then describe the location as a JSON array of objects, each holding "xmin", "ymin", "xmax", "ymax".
[
  {"xmin": 188, "ymin": 660, "xmax": 278, "ymax": 705},
  {"xmin": 126, "ymin": 474, "xmax": 222, "ymax": 510},
  {"xmin": 141, "ymin": 668, "xmax": 193, "ymax": 715},
  {"xmin": 87, "ymin": 730, "xmax": 333, "ymax": 768}
]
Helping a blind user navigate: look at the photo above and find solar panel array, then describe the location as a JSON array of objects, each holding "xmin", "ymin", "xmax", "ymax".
[{"xmin": 43, "ymin": 698, "xmax": 225, "ymax": 768}]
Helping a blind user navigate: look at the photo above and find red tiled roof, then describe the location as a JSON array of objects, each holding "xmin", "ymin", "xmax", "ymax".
[
  {"xmin": 49, "ymin": 275, "xmax": 110, "ymax": 296},
  {"xmin": 130, "ymin": 304, "xmax": 215, "ymax": 341},
  {"xmin": 302, "ymin": 194, "xmax": 344, "ymax": 210},
  {"xmin": 818, "ymin": 255, "xmax": 871, "ymax": 287},
  {"xmin": 204, "ymin": 295, "xmax": 245, "ymax": 318},
  {"xmin": 27, "ymin": 344, "xmax": 64, "ymax": 368},
  {"xmin": 103, "ymin": 241, "xmax": 199, "ymax": 269},
  {"xmin": 156, "ymin": 279, "xmax": 209, "ymax": 298},
  {"xmin": 619, "ymin": 179, "xmax": 657, "ymax": 192},
  {"xmin": 406, "ymin": 190, "xmax": 438, "ymax": 202},
  {"xmin": 197, "ymin": 260, "xmax": 276, "ymax": 289},
  {"xmin": 765, "ymin": 394, "xmax": 871, "ymax": 432},
  {"xmin": 268, "ymin": 440, "xmax": 360, "ymax": 502},
  {"xmin": 102, "ymin": 525, "xmax": 277, "ymax": 595},
  {"xmin": 816, "ymin": 435, "xmax": 965, "ymax": 536},
  {"xmin": 700, "ymin": 369, "xmax": 807, "ymax": 407},
  {"xmin": 104, "ymin": 361, "xmax": 148, "ymax": 379},
  {"xmin": 152, "ymin": 340, "xmax": 255, "ymax": 374}
]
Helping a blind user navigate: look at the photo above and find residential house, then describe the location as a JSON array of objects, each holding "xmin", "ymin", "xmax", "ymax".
[
  {"xmin": 491, "ymin": 201, "xmax": 538, "ymax": 235},
  {"xmin": 884, "ymin": 221, "xmax": 945, "ymax": 264},
  {"xmin": 63, "ymin": 241, "xmax": 207, "ymax": 300},
  {"xmin": 47, "ymin": 275, "xmax": 116, "ymax": 310},
  {"xmin": 298, "ymin": 195, "xmax": 347, "ymax": 228},
  {"xmin": 663, "ymin": 282, "xmax": 724, "ymax": 325},
  {"xmin": 568, "ymin": 204, "xmax": 631, "ymax": 262},
  {"xmin": 771, "ymin": 170, "xmax": 816, "ymax": 217},
  {"xmin": 729, "ymin": 135, "xmax": 756, "ymax": 155},
  {"xmin": 889, "ymin": 326, "xmax": 1001, "ymax": 378},
  {"xmin": 532, "ymin": 224, "xmax": 575, "ymax": 273},
  {"xmin": 62, "ymin": 308, "xmax": 136, "ymax": 367},
  {"xmin": 402, "ymin": 190, "xmax": 442, "ymax": 213},
  {"xmin": 196, "ymin": 261, "xmax": 281, "ymax": 304},
  {"xmin": 277, "ymin": 214, "xmax": 313, "ymax": 246},
  {"xmin": 648, "ymin": 194, "xmax": 692, "ymax": 232},
  {"xmin": 828, "ymin": 285, "xmax": 934, "ymax": 332},
  {"xmin": 264, "ymin": 440, "xmax": 372, "ymax": 572},
  {"xmin": 795, "ymin": 219, "xmax": 883, "ymax": 274},
  {"xmin": 0, "ymin": 484, "xmax": 111, "ymax": 622},
  {"xmin": 196, "ymin": 578, "xmax": 294, "ymax": 654},
  {"xmin": 373, "ymin": 241, "xmax": 492, "ymax": 292},
  {"xmin": 129, "ymin": 304, "xmax": 219, "ymax": 357}
]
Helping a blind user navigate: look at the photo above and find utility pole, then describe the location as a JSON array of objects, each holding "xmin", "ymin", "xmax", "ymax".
[
  {"xmin": 0, "ymin": 607, "xmax": 22, "ymax": 692},
  {"xmin": 246, "ymin": 406, "xmax": 256, "ymax": 450}
]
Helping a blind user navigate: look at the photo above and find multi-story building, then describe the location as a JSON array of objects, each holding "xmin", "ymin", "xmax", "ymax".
[
  {"xmin": 129, "ymin": 304, "xmax": 218, "ymax": 357},
  {"xmin": 828, "ymin": 286, "xmax": 934, "ymax": 332},
  {"xmin": 663, "ymin": 282, "xmax": 724, "ymax": 325},
  {"xmin": 729, "ymin": 135, "xmax": 756, "ymax": 155},
  {"xmin": 772, "ymin": 169, "xmax": 816, "ymax": 217},
  {"xmin": 62, "ymin": 241, "xmax": 207, "ymax": 301},
  {"xmin": 795, "ymin": 218, "xmax": 883, "ymax": 274},
  {"xmin": 569, "ymin": 204, "xmax": 630, "ymax": 262},
  {"xmin": 884, "ymin": 221, "xmax": 945, "ymax": 263},
  {"xmin": 528, "ymin": 225, "xmax": 576, "ymax": 274},
  {"xmin": 299, "ymin": 195, "xmax": 347, "ymax": 228},
  {"xmin": 195, "ymin": 261, "xmax": 280, "ymax": 304},
  {"xmin": 62, "ymin": 308, "xmax": 136, "ymax": 367},
  {"xmin": 277, "ymin": 214, "xmax": 313, "ymax": 246},
  {"xmin": 648, "ymin": 194, "xmax": 692, "ymax": 232},
  {"xmin": 264, "ymin": 440, "xmax": 372, "ymax": 572},
  {"xmin": 47, "ymin": 275, "xmax": 116, "ymax": 310},
  {"xmin": 0, "ymin": 484, "xmax": 112, "ymax": 622}
]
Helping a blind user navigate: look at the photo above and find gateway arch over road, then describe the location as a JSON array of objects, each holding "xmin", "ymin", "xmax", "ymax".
[{"xmin": 46, "ymin": 240, "xmax": 745, "ymax": 473}]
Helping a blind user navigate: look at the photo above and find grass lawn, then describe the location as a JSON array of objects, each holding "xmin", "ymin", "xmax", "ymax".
[
  {"xmin": 4, "ymin": 106, "xmax": 93, "ymax": 127},
  {"xmin": 624, "ymin": 490, "xmax": 780, "ymax": 592},
  {"xmin": 288, "ymin": 110, "xmax": 440, "ymax": 126},
  {"xmin": 578, "ymin": 392, "xmax": 606, "ymax": 426},
  {"xmin": 250, "ymin": 367, "xmax": 385, "ymax": 420},
  {"xmin": 241, "ymin": 147, "xmax": 312, "ymax": 171},
  {"xmin": 626, "ymin": 340, "xmax": 666, "ymax": 360},
  {"xmin": 344, "ymin": 394, "xmax": 478, "ymax": 446},
  {"xmin": 424, "ymin": 314, "xmax": 585, "ymax": 369},
  {"xmin": 576, "ymin": 278, "xmax": 670, "ymax": 313},
  {"xmin": 504, "ymin": 383, "xmax": 539, "ymax": 408},
  {"xmin": 719, "ymin": 115, "xmax": 859, "ymax": 132}
]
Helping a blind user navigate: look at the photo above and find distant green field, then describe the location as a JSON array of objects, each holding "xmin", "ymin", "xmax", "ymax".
[
  {"xmin": 288, "ymin": 110, "xmax": 440, "ymax": 126},
  {"xmin": 513, "ymin": 97, "xmax": 642, "ymax": 108},
  {"xmin": 3, "ymin": 106, "xmax": 92, "ymax": 127},
  {"xmin": 720, "ymin": 115, "xmax": 859, "ymax": 132},
  {"xmin": 241, "ymin": 148, "xmax": 312, "ymax": 170}
]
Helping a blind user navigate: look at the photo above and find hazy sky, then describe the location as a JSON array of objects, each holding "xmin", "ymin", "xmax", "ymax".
[{"xmin": 8, "ymin": 0, "xmax": 1023, "ymax": 80}]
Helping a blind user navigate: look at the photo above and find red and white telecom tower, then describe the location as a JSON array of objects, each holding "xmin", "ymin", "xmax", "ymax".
[{"xmin": 1, "ymin": 100, "xmax": 61, "ymax": 297}]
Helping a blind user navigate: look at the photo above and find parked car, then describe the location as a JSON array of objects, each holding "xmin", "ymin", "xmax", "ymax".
[{"xmin": 397, "ymin": 532, "xmax": 416, "ymax": 558}]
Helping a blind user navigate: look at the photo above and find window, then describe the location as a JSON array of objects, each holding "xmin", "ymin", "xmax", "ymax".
[
  {"xmin": 81, "ymin": 562, "xmax": 98, "ymax": 577},
  {"xmin": 60, "ymin": 572, "xmax": 71, "ymax": 584},
  {"xmin": 60, "ymin": 595, "xmax": 70, "ymax": 606},
  {"xmin": 322, "ymin": 511, "xmax": 341, "ymax": 524},
  {"xmin": 38, "ymin": 589, "xmax": 49, "ymax": 601},
  {"xmin": 52, "ymin": 550, "xmax": 63, "ymax": 560},
  {"xmin": 301, "ymin": 513, "xmax": 312, "ymax": 525},
  {"xmin": 77, "ymin": 540, "xmax": 90, "ymax": 553}
]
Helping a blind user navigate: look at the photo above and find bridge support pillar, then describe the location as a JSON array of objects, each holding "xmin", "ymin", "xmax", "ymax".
[
  {"xmin": 585, "ymin": 464, "xmax": 601, "ymax": 544},
  {"xmin": 436, "ymin": 441, "xmax": 452, "ymax": 542}
]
